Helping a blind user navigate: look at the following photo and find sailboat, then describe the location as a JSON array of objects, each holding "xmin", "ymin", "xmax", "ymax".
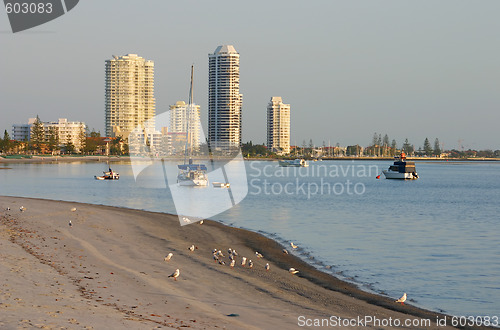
[{"xmin": 177, "ymin": 65, "xmax": 209, "ymax": 186}]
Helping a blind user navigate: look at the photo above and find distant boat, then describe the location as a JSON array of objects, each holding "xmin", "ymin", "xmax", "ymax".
[
  {"xmin": 95, "ymin": 168, "xmax": 119, "ymax": 180},
  {"xmin": 212, "ymin": 182, "xmax": 230, "ymax": 188},
  {"xmin": 382, "ymin": 152, "xmax": 418, "ymax": 180},
  {"xmin": 177, "ymin": 160, "xmax": 209, "ymax": 186},
  {"xmin": 177, "ymin": 65, "xmax": 209, "ymax": 187},
  {"xmin": 278, "ymin": 159, "xmax": 309, "ymax": 167}
]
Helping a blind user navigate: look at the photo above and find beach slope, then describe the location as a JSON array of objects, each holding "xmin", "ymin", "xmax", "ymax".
[{"xmin": 0, "ymin": 196, "xmax": 459, "ymax": 329}]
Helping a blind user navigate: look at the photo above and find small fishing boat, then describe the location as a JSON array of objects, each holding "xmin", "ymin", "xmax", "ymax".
[
  {"xmin": 382, "ymin": 152, "xmax": 418, "ymax": 180},
  {"xmin": 278, "ymin": 159, "xmax": 309, "ymax": 167},
  {"xmin": 95, "ymin": 168, "xmax": 119, "ymax": 180},
  {"xmin": 212, "ymin": 182, "xmax": 230, "ymax": 188}
]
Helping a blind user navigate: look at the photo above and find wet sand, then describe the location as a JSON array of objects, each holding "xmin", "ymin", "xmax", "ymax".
[{"xmin": 0, "ymin": 196, "xmax": 471, "ymax": 329}]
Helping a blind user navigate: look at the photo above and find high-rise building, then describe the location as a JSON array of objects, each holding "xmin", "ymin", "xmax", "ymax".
[
  {"xmin": 169, "ymin": 100, "xmax": 201, "ymax": 152},
  {"xmin": 267, "ymin": 97, "xmax": 290, "ymax": 155},
  {"xmin": 105, "ymin": 54, "xmax": 155, "ymax": 140},
  {"xmin": 208, "ymin": 45, "xmax": 242, "ymax": 151}
]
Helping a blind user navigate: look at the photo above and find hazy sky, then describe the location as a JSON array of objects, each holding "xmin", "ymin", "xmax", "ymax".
[{"xmin": 1, "ymin": 0, "xmax": 499, "ymax": 150}]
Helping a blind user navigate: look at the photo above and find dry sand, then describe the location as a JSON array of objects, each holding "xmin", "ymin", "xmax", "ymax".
[{"xmin": 0, "ymin": 196, "xmax": 468, "ymax": 329}]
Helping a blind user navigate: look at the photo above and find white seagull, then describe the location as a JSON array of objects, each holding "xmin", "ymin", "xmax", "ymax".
[
  {"xmin": 395, "ymin": 293, "xmax": 407, "ymax": 305},
  {"xmin": 168, "ymin": 269, "xmax": 180, "ymax": 281},
  {"xmin": 19, "ymin": 206, "xmax": 26, "ymax": 212},
  {"xmin": 70, "ymin": 207, "xmax": 77, "ymax": 212},
  {"xmin": 188, "ymin": 244, "xmax": 197, "ymax": 252},
  {"xmin": 289, "ymin": 268, "xmax": 299, "ymax": 275},
  {"xmin": 248, "ymin": 260, "xmax": 253, "ymax": 268},
  {"xmin": 68, "ymin": 220, "xmax": 72, "ymax": 227},
  {"xmin": 255, "ymin": 251, "xmax": 264, "ymax": 258},
  {"xmin": 265, "ymin": 263, "xmax": 270, "ymax": 271},
  {"xmin": 241, "ymin": 257, "xmax": 247, "ymax": 267},
  {"xmin": 290, "ymin": 242, "xmax": 298, "ymax": 249},
  {"xmin": 6, "ymin": 207, "xmax": 11, "ymax": 211},
  {"xmin": 282, "ymin": 249, "xmax": 289, "ymax": 254},
  {"xmin": 164, "ymin": 253, "xmax": 173, "ymax": 261},
  {"xmin": 230, "ymin": 259, "xmax": 235, "ymax": 268}
]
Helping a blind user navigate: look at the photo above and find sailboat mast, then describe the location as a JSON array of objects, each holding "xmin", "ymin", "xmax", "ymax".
[{"xmin": 184, "ymin": 65, "xmax": 194, "ymax": 164}]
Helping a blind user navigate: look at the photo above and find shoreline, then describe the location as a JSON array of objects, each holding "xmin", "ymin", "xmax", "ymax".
[
  {"xmin": 1, "ymin": 196, "xmax": 482, "ymax": 329},
  {"xmin": 2, "ymin": 155, "xmax": 500, "ymax": 164}
]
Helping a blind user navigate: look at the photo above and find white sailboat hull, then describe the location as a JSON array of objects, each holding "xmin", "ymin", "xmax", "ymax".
[{"xmin": 178, "ymin": 178, "xmax": 209, "ymax": 186}]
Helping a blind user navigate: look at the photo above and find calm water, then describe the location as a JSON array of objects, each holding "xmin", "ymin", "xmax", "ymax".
[{"xmin": 1, "ymin": 160, "xmax": 499, "ymax": 317}]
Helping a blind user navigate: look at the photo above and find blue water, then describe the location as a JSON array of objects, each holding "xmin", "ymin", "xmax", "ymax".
[{"xmin": 1, "ymin": 160, "xmax": 499, "ymax": 317}]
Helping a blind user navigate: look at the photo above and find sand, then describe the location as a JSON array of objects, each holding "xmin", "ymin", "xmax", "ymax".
[{"xmin": 0, "ymin": 196, "xmax": 470, "ymax": 329}]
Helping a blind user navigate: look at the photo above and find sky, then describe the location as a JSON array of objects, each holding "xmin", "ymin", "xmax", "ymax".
[{"xmin": 1, "ymin": 0, "xmax": 500, "ymax": 150}]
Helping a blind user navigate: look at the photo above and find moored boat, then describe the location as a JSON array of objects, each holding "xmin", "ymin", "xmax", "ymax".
[
  {"xmin": 212, "ymin": 182, "xmax": 230, "ymax": 188},
  {"xmin": 382, "ymin": 152, "xmax": 418, "ymax": 180},
  {"xmin": 176, "ymin": 65, "xmax": 209, "ymax": 187},
  {"xmin": 278, "ymin": 159, "xmax": 309, "ymax": 167},
  {"xmin": 177, "ymin": 161, "xmax": 209, "ymax": 186},
  {"xmin": 95, "ymin": 168, "xmax": 119, "ymax": 180}
]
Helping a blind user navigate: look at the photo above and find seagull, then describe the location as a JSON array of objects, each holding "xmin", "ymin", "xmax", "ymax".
[
  {"xmin": 282, "ymin": 249, "xmax": 289, "ymax": 254},
  {"xmin": 164, "ymin": 253, "xmax": 173, "ymax": 261},
  {"xmin": 188, "ymin": 244, "xmax": 196, "ymax": 252},
  {"xmin": 228, "ymin": 248, "xmax": 232, "ymax": 255},
  {"xmin": 290, "ymin": 242, "xmax": 298, "ymax": 249},
  {"xmin": 255, "ymin": 251, "xmax": 264, "ymax": 258},
  {"xmin": 212, "ymin": 248, "xmax": 218, "ymax": 254},
  {"xmin": 168, "ymin": 269, "xmax": 180, "ymax": 281},
  {"xmin": 219, "ymin": 260, "xmax": 226, "ymax": 265},
  {"xmin": 230, "ymin": 259, "xmax": 235, "ymax": 268},
  {"xmin": 248, "ymin": 260, "xmax": 253, "ymax": 268},
  {"xmin": 68, "ymin": 220, "xmax": 72, "ymax": 227},
  {"xmin": 199, "ymin": 220, "xmax": 203, "ymax": 225},
  {"xmin": 229, "ymin": 254, "xmax": 234, "ymax": 261},
  {"xmin": 395, "ymin": 293, "xmax": 407, "ymax": 305},
  {"xmin": 241, "ymin": 257, "xmax": 247, "ymax": 267},
  {"xmin": 265, "ymin": 263, "xmax": 270, "ymax": 271},
  {"xmin": 232, "ymin": 250, "xmax": 238, "ymax": 257},
  {"xmin": 213, "ymin": 255, "xmax": 219, "ymax": 262},
  {"xmin": 19, "ymin": 206, "xmax": 26, "ymax": 212},
  {"xmin": 217, "ymin": 250, "xmax": 224, "ymax": 257},
  {"xmin": 5, "ymin": 207, "xmax": 11, "ymax": 211},
  {"xmin": 289, "ymin": 268, "xmax": 299, "ymax": 275},
  {"xmin": 70, "ymin": 207, "xmax": 77, "ymax": 212}
]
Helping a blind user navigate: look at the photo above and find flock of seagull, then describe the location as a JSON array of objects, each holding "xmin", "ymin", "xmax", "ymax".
[
  {"xmin": 163, "ymin": 241, "xmax": 305, "ymax": 282},
  {"xmin": 5, "ymin": 205, "xmax": 408, "ymax": 305}
]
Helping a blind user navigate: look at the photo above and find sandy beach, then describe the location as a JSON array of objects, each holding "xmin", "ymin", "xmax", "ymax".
[{"xmin": 0, "ymin": 196, "xmax": 471, "ymax": 329}]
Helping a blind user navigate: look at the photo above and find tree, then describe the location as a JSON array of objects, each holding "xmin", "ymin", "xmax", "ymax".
[
  {"xmin": 433, "ymin": 138, "xmax": 441, "ymax": 156},
  {"xmin": 65, "ymin": 141, "xmax": 75, "ymax": 154},
  {"xmin": 423, "ymin": 138, "xmax": 432, "ymax": 156},
  {"xmin": 391, "ymin": 139, "xmax": 397, "ymax": 156},
  {"xmin": 383, "ymin": 134, "xmax": 389, "ymax": 147},
  {"xmin": 78, "ymin": 128, "xmax": 87, "ymax": 154},
  {"xmin": 30, "ymin": 115, "xmax": 44, "ymax": 153},
  {"xmin": 1, "ymin": 130, "xmax": 11, "ymax": 153},
  {"xmin": 47, "ymin": 127, "xmax": 59, "ymax": 153},
  {"xmin": 402, "ymin": 138, "xmax": 414, "ymax": 155}
]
